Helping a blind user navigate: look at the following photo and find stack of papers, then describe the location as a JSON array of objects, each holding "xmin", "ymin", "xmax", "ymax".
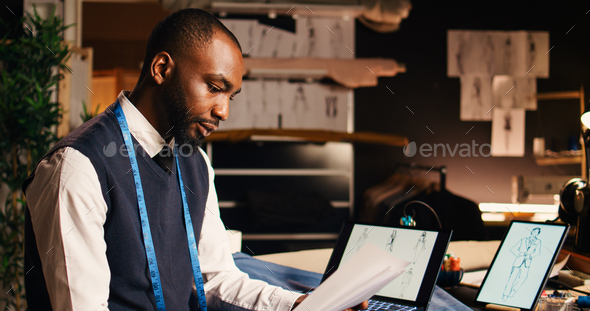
[{"xmin": 293, "ymin": 243, "xmax": 410, "ymax": 311}]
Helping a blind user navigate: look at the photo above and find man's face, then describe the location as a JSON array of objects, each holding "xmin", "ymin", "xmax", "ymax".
[{"xmin": 162, "ymin": 32, "xmax": 243, "ymax": 149}]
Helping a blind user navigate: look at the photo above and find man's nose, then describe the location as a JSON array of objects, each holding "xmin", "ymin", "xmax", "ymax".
[{"xmin": 212, "ymin": 97, "xmax": 229, "ymax": 121}]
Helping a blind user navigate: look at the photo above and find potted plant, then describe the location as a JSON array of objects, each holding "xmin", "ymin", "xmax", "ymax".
[{"xmin": 0, "ymin": 6, "xmax": 70, "ymax": 310}]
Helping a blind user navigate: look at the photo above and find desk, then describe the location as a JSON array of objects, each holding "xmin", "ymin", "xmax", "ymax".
[
  {"xmin": 233, "ymin": 252, "xmax": 472, "ymax": 311},
  {"xmin": 557, "ymin": 247, "xmax": 590, "ymax": 275},
  {"xmin": 445, "ymin": 247, "xmax": 590, "ymax": 310}
]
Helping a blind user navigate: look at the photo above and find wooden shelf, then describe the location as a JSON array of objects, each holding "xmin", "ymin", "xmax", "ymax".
[
  {"xmin": 534, "ymin": 155, "xmax": 583, "ymax": 166},
  {"xmin": 206, "ymin": 129, "xmax": 408, "ymax": 147},
  {"xmin": 243, "ymin": 57, "xmax": 406, "ymax": 88},
  {"xmin": 210, "ymin": 2, "xmax": 365, "ymax": 19}
]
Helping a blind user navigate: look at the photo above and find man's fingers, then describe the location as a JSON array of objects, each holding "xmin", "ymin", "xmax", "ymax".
[{"xmin": 344, "ymin": 300, "xmax": 369, "ymax": 311}]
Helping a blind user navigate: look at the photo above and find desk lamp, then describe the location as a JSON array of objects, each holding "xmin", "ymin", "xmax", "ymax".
[{"xmin": 559, "ymin": 109, "xmax": 590, "ymax": 252}]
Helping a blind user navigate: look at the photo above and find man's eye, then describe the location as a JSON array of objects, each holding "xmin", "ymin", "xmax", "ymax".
[{"xmin": 208, "ymin": 85, "xmax": 221, "ymax": 93}]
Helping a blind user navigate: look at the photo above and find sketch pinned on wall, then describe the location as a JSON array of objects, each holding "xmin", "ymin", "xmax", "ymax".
[
  {"xmin": 296, "ymin": 17, "xmax": 354, "ymax": 59},
  {"xmin": 492, "ymin": 76, "xmax": 537, "ymax": 110},
  {"xmin": 525, "ymin": 32, "xmax": 549, "ymax": 78},
  {"xmin": 219, "ymin": 19, "xmax": 261, "ymax": 56},
  {"xmin": 275, "ymin": 28, "xmax": 297, "ymax": 58},
  {"xmin": 296, "ymin": 17, "xmax": 316, "ymax": 57},
  {"xmin": 447, "ymin": 30, "xmax": 467, "ymax": 76},
  {"xmin": 493, "ymin": 31, "xmax": 528, "ymax": 76},
  {"xmin": 245, "ymin": 80, "xmax": 263, "ymax": 128},
  {"xmin": 460, "ymin": 75, "xmax": 493, "ymax": 121},
  {"xmin": 234, "ymin": 80, "xmax": 256, "ymax": 130},
  {"xmin": 491, "ymin": 108, "xmax": 525, "ymax": 157},
  {"xmin": 448, "ymin": 30, "xmax": 547, "ymax": 77},
  {"xmin": 280, "ymin": 82, "xmax": 310, "ymax": 129},
  {"xmin": 502, "ymin": 227, "xmax": 542, "ymax": 301},
  {"xmin": 262, "ymin": 80, "xmax": 281, "ymax": 128},
  {"xmin": 255, "ymin": 25, "xmax": 299, "ymax": 58},
  {"xmin": 220, "ymin": 81, "xmax": 350, "ymax": 131},
  {"xmin": 256, "ymin": 24, "xmax": 280, "ymax": 58},
  {"xmin": 317, "ymin": 84, "xmax": 349, "ymax": 131},
  {"xmin": 448, "ymin": 31, "xmax": 491, "ymax": 76}
]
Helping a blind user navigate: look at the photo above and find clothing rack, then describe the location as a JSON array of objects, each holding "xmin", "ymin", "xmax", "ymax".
[{"xmin": 397, "ymin": 163, "xmax": 447, "ymax": 191}]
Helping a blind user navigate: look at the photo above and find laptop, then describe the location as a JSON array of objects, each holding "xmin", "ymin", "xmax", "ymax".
[
  {"xmin": 474, "ymin": 220, "xmax": 570, "ymax": 311},
  {"xmin": 322, "ymin": 221, "xmax": 452, "ymax": 311}
]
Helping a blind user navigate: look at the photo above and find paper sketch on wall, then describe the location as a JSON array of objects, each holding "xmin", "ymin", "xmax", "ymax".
[
  {"xmin": 386, "ymin": 229, "xmax": 397, "ymax": 252},
  {"xmin": 318, "ymin": 84, "xmax": 349, "ymax": 131},
  {"xmin": 219, "ymin": 19, "xmax": 261, "ymax": 56},
  {"xmin": 413, "ymin": 231, "xmax": 427, "ymax": 263},
  {"xmin": 448, "ymin": 30, "xmax": 547, "ymax": 77},
  {"xmin": 399, "ymin": 268, "xmax": 413, "ymax": 298},
  {"xmin": 460, "ymin": 75, "xmax": 493, "ymax": 121},
  {"xmin": 291, "ymin": 83, "xmax": 310, "ymax": 128},
  {"xmin": 449, "ymin": 31, "xmax": 495, "ymax": 76},
  {"xmin": 491, "ymin": 108, "xmax": 525, "ymax": 157},
  {"xmin": 296, "ymin": 17, "xmax": 354, "ymax": 59},
  {"xmin": 275, "ymin": 29, "xmax": 297, "ymax": 58},
  {"xmin": 502, "ymin": 227, "xmax": 542, "ymax": 301},
  {"xmin": 492, "ymin": 76, "xmax": 537, "ymax": 110},
  {"xmin": 525, "ymin": 32, "xmax": 550, "ymax": 78},
  {"xmin": 252, "ymin": 80, "xmax": 280, "ymax": 128}
]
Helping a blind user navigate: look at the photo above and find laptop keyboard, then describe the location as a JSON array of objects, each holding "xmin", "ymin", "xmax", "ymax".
[{"xmin": 364, "ymin": 299, "xmax": 418, "ymax": 311}]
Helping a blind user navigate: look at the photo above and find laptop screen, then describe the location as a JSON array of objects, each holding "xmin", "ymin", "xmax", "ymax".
[
  {"xmin": 336, "ymin": 224, "xmax": 440, "ymax": 302},
  {"xmin": 475, "ymin": 221, "xmax": 569, "ymax": 311}
]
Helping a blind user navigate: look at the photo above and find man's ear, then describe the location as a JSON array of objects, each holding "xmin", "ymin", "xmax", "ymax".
[{"xmin": 150, "ymin": 52, "xmax": 175, "ymax": 85}]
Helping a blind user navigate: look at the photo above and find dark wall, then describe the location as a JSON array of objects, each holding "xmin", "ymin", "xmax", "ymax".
[
  {"xmin": 353, "ymin": 0, "xmax": 590, "ymax": 213},
  {"xmin": 82, "ymin": 2, "xmax": 171, "ymax": 70},
  {"xmin": 1, "ymin": 1, "xmax": 24, "ymax": 39}
]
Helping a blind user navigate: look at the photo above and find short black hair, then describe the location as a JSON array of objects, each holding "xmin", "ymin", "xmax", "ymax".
[{"xmin": 140, "ymin": 8, "xmax": 241, "ymax": 78}]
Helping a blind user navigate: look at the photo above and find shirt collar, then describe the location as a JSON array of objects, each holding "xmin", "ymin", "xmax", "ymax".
[{"xmin": 118, "ymin": 90, "xmax": 174, "ymax": 158}]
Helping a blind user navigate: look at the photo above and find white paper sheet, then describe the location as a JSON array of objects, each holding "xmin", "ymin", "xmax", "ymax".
[
  {"xmin": 491, "ymin": 108, "xmax": 525, "ymax": 157},
  {"xmin": 460, "ymin": 75, "xmax": 493, "ymax": 121},
  {"xmin": 447, "ymin": 30, "xmax": 549, "ymax": 77},
  {"xmin": 550, "ymin": 254, "xmax": 569, "ymax": 278},
  {"xmin": 461, "ymin": 270, "xmax": 488, "ymax": 287},
  {"xmin": 492, "ymin": 75, "xmax": 537, "ymax": 110},
  {"xmin": 295, "ymin": 17, "xmax": 354, "ymax": 59},
  {"xmin": 275, "ymin": 28, "xmax": 298, "ymax": 58},
  {"xmin": 293, "ymin": 243, "xmax": 410, "ymax": 311},
  {"xmin": 219, "ymin": 19, "xmax": 261, "ymax": 56}
]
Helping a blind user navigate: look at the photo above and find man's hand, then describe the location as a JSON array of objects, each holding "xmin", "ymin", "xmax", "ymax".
[{"xmin": 292, "ymin": 294, "xmax": 369, "ymax": 311}]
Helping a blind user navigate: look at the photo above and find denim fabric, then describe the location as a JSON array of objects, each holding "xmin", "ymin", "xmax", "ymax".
[{"xmin": 232, "ymin": 252, "xmax": 472, "ymax": 311}]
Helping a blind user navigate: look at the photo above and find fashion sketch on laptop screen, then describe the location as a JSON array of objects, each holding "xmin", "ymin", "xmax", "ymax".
[
  {"xmin": 338, "ymin": 224, "xmax": 439, "ymax": 301},
  {"xmin": 475, "ymin": 221, "xmax": 569, "ymax": 310}
]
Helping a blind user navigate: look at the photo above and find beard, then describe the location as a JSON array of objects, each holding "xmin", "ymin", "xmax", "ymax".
[{"xmin": 162, "ymin": 76, "xmax": 217, "ymax": 153}]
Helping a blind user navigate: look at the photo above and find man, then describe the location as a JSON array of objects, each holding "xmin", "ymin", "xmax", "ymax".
[{"xmin": 23, "ymin": 8, "xmax": 367, "ymax": 311}]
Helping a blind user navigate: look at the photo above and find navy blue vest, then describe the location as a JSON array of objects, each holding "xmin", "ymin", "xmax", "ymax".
[{"xmin": 23, "ymin": 102, "xmax": 209, "ymax": 310}]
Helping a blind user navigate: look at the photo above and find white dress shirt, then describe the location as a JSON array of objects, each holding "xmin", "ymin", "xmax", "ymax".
[{"xmin": 25, "ymin": 91, "xmax": 301, "ymax": 311}]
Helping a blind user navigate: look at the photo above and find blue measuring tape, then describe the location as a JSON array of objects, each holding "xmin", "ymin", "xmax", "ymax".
[{"xmin": 114, "ymin": 102, "xmax": 208, "ymax": 311}]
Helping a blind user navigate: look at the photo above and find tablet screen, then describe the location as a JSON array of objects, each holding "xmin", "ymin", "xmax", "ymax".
[
  {"xmin": 475, "ymin": 221, "xmax": 569, "ymax": 310},
  {"xmin": 339, "ymin": 224, "xmax": 439, "ymax": 301}
]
